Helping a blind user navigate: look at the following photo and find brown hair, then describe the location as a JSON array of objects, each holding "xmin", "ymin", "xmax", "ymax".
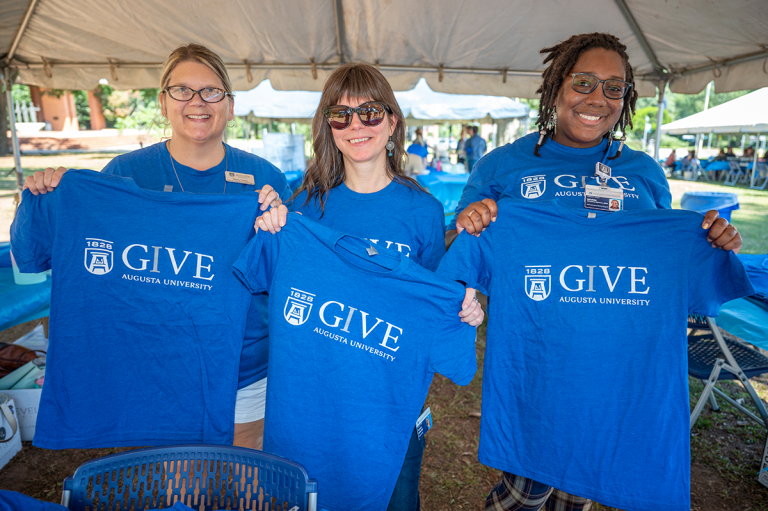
[
  {"xmin": 534, "ymin": 33, "xmax": 638, "ymax": 157},
  {"xmin": 292, "ymin": 63, "xmax": 422, "ymax": 212},
  {"xmin": 160, "ymin": 43, "xmax": 233, "ymax": 93}
]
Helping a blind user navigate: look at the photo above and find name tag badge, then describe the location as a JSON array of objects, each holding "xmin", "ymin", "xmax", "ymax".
[
  {"xmin": 163, "ymin": 185, "xmax": 174, "ymax": 192},
  {"xmin": 416, "ymin": 407, "xmax": 433, "ymax": 441},
  {"xmin": 225, "ymin": 172, "xmax": 256, "ymax": 185},
  {"xmin": 584, "ymin": 185, "xmax": 624, "ymax": 212}
]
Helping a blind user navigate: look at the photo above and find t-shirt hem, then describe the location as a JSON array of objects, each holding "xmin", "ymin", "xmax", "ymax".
[
  {"xmin": 33, "ymin": 433, "xmax": 233, "ymax": 450},
  {"xmin": 478, "ymin": 455, "xmax": 689, "ymax": 511},
  {"xmin": 237, "ymin": 369, "xmax": 268, "ymax": 389},
  {"xmin": 699, "ymin": 286, "xmax": 756, "ymax": 317}
]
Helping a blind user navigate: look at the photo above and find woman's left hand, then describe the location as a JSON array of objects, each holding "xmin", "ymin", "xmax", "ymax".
[
  {"xmin": 257, "ymin": 184, "xmax": 282, "ymax": 211},
  {"xmin": 702, "ymin": 210, "xmax": 742, "ymax": 253},
  {"xmin": 459, "ymin": 288, "xmax": 484, "ymax": 327}
]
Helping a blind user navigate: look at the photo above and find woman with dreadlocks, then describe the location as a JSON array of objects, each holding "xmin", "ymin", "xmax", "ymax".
[
  {"xmin": 445, "ymin": 32, "xmax": 741, "ymax": 253},
  {"xmin": 440, "ymin": 33, "xmax": 742, "ymax": 511}
]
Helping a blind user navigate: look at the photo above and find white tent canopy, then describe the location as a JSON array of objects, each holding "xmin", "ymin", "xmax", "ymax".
[
  {"xmin": 2, "ymin": 0, "xmax": 768, "ymax": 98},
  {"xmin": 660, "ymin": 88, "xmax": 768, "ymax": 135},
  {"xmin": 233, "ymin": 78, "xmax": 529, "ymax": 123}
]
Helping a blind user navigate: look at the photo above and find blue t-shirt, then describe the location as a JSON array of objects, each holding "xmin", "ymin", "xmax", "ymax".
[
  {"xmin": 104, "ymin": 141, "xmax": 292, "ymax": 388},
  {"xmin": 11, "ymin": 170, "xmax": 260, "ymax": 448},
  {"xmin": 447, "ymin": 132, "xmax": 671, "ymax": 230},
  {"xmin": 291, "ymin": 179, "xmax": 446, "ymax": 271},
  {"xmin": 406, "ymin": 143, "xmax": 429, "ymax": 159},
  {"xmin": 233, "ymin": 214, "xmax": 476, "ymax": 511},
  {"xmin": 465, "ymin": 134, "xmax": 487, "ymax": 161},
  {"xmin": 438, "ymin": 200, "xmax": 754, "ymax": 511}
]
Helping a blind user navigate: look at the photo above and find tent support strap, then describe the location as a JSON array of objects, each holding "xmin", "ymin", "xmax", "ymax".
[
  {"xmin": 653, "ymin": 81, "xmax": 667, "ymax": 161},
  {"xmin": 3, "ymin": 68, "xmax": 24, "ymax": 204}
]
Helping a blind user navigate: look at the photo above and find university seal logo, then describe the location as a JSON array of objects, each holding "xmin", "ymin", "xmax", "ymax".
[
  {"xmin": 284, "ymin": 288, "xmax": 315, "ymax": 326},
  {"xmin": 521, "ymin": 175, "xmax": 546, "ymax": 199},
  {"xmin": 524, "ymin": 265, "xmax": 551, "ymax": 301},
  {"xmin": 84, "ymin": 238, "xmax": 113, "ymax": 275}
]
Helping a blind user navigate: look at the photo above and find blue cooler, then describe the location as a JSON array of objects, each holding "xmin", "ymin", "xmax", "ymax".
[{"xmin": 680, "ymin": 191, "xmax": 740, "ymax": 222}]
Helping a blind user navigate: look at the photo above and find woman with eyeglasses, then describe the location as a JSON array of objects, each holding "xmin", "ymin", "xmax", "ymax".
[
  {"xmin": 256, "ymin": 62, "xmax": 484, "ymax": 511},
  {"xmin": 22, "ymin": 43, "xmax": 289, "ymax": 451},
  {"xmin": 441, "ymin": 33, "xmax": 741, "ymax": 511}
]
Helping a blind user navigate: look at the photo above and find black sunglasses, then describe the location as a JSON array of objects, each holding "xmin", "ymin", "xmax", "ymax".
[
  {"xmin": 570, "ymin": 73, "xmax": 632, "ymax": 100},
  {"xmin": 323, "ymin": 102, "xmax": 392, "ymax": 130}
]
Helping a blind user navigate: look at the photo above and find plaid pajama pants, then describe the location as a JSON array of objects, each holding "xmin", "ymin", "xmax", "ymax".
[{"xmin": 485, "ymin": 472, "xmax": 592, "ymax": 511}]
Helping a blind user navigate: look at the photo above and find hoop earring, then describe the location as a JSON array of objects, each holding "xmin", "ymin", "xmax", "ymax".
[
  {"xmin": 386, "ymin": 137, "xmax": 395, "ymax": 157},
  {"xmin": 227, "ymin": 120, "xmax": 236, "ymax": 129}
]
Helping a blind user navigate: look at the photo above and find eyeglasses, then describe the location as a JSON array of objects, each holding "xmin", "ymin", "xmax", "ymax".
[
  {"xmin": 164, "ymin": 86, "xmax": 231, "ymax": 103},
  {"xmin": 323, "ymin": 102, "xmax": 392, "ymax": 130},
  {"xmin": 570, "ymin": 73, "xmax": 632, "ymax": 100}
]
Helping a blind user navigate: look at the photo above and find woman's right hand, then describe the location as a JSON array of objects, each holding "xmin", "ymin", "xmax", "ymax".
[
  {"xmin": 455, "ymin": 198, "xmax": 498, "ymax": 236},
  {"xmin": 255, "ymin": 204, "xmax": 289, "ymax": 234},
  {"xmin": 23, "ymin": 167, "xmax": 67, "ymax": 195}
]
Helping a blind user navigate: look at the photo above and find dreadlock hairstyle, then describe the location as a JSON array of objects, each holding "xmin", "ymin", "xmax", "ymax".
[
  {"xmin": 533, "ymin": 33, "xmax": 638, "ymax": 159},
  {"xmin": 292, "ymin": 63, "xmax": 423, "ymax": 214}
]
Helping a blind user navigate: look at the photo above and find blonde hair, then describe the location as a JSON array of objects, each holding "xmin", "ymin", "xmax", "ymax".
[
  {"xmin": 160, "ymin": 43, "xmax": 233, "ymax": 94},
  {"xmin": 293, "ymin": 63, "xmax": 422, "ymax": 213}
]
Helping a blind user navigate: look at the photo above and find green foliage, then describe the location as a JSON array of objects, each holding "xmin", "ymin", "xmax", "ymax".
[
  {"xmin": 72, "ymin": 90, "xmax": 90, "ymax": 129},
  {"xmin": 628, "ymin": 106, "xmax": 673, "ymax": 141},
  {"xmin": 11, "ymin": 84, "xmax": 31, "ymax": 104},
  {"xmin": 95, "ymin": 86, "xmax": 161, "ymax": 133}
]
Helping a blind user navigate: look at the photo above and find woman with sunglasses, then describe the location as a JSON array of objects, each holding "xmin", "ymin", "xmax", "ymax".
[
  {"xmin": 23, "ymin": 43, "xmax": 289, "ymax": 451},
  {"xmin": 441, "ymin": 33, "xmax": 741, "ymax": 511},
  {"xmin": 257, "ymin": 62, "xmax": 483, "ymax": 511}
]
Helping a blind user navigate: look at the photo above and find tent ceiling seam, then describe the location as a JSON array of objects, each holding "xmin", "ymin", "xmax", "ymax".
[
  {"xmin": 4, "ymin": 0, "xmax": 41, "ymax": 66},
  {"xmin": 613, "ymin": 0, "xmax": 667, "ymax": 79},
  {"xmin": 333, "ymin": 0, "xmax": 346, "ymax": 64}
]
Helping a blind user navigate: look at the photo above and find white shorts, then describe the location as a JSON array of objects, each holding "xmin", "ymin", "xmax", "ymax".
[{"xmin": 234, "ymin": 377, "xmax": 267, "ymax": 423}]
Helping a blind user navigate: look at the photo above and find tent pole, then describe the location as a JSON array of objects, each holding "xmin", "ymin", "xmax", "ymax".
[
  {"xmin": 3, "ymin": 68, "xmax": 24, "ymax": 204},
  {"xmin": 750, "ymin": 132, "xmax": 760, "ymax": 189},
  {"xmin": 653, "ymin": 82, "xmax": 667, "ymax": 161}
]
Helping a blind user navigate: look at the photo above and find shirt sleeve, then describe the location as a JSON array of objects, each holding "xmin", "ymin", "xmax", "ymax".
[
  {"xmin": 686, "ymin": 230, "xmax": 755, "ymax": 316},
  {"xmin": 232, "ymin": 228, "xmax": 281, "ymax": 295},
  {"xmin": 427, "ymin": 288, "xmax": 478, "ymax": 386},
  {"xmin": 437, "ymin": 228, "xmax": 495, "ymax": 296},
  {"xmin": 447, "ymin": 149, "xmax": 504, "ymax": 231},
  {"xmin": 10, "ymin": 189, "xmax": 57, "ymax": 273},
  {"xmin": 420, "ymin": 201, "xmax": 447, "ymax": 272}
]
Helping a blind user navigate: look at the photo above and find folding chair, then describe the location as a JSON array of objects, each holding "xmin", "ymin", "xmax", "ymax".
[
  {"xmin": 688, "ymin": 315, "xmax": 768, "ymax": 430},
  {"xmin": 750, "ymin": 162, "xmax": 768, "ymax": 191},
  {"xmin": 723, "ymin": 160, "xmax": 744, "ymax": 186},
  {"xmin": 61, "ymin": 444, "xmax": 318, "ymax": 511},
  {"xmin": 690, "ymin": 160, "xmax": 710, "ymax": 182}
]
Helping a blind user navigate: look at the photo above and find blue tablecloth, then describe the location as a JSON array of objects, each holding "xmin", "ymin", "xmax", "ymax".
[
  {"xmin": 0, "ymin": 267, "xmax": 51, "ymax": 331},
  {"xmin": 416, "ymin": 172, "xmax": 469, "ymax": 222},
  {"xmin": 703, "ymin": 161, "xmax": 730, "ymax": 171},
  {"xmin": 718, "ymin": 297, "xmax": 768, "ymax": 351}
]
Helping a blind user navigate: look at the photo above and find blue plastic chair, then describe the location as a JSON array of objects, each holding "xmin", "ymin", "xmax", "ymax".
[{"xmin": 61, "ymin": 444, "xmax": 317, "ymax": 511}]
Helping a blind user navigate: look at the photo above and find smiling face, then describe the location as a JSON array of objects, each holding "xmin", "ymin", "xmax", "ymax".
[
  {"xmin": 553, "ymin": 48, "xmax": 626, "ymax": 149},
  {"xmin": 159, "ymin": 60, "xmax": 233, "ymax": 146},
  {"xmin": 330, "ymin": 94, "xmax": 397, "ymax": 169}
]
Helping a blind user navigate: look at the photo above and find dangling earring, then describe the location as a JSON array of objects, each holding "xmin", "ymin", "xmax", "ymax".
[
  {"xmin": 607, "ymin": 125, "xmax": 626, "ymax": 160},
  {"xmin": 386, "ymin": 137, "xmax": 395, "ymax": 157},
  {"xmin": 227, "ymin": 119, "xmax": 236, "ymax": 128},
  {"xmin": 546, "ymin": 109, "xmax": 558, "ymax": 135}
]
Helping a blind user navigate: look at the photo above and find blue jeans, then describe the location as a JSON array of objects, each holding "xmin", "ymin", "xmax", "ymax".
[{"xmin": 387, "ymin": 426, "xmax": 424, "ymax": 511}]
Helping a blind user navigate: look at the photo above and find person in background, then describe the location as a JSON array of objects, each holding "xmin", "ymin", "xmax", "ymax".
[
  {"xmin": 22, "ymin": 43, "xmax": 287, "ymax": 452},
  {"xmin": 681, "ymin": 149, "xmax": 698, "ymax": 170},
  {"xmin": 257, "ymin": 62, "xmax": 484, "ymax": 511},
  {"xmin": 408, "ymin": 128, "xmax": 430, "ymax": 168},
  {"xmin": 465, "ymin": 125, "xmax": 487, "ymax": 172},
  {"xmin": 713, "ymin": 148, "xmax": 727, "ymax": 161},
  {"xmin": 725, "ymin": 144, "xmax": 737, "ymax": 157},
  {"xmin": 456, "ymin": 125, "xmax": 469, "ymax": 165},
  {"xmin": 664, "ymin": 150, "xmax": 677, "ymax": 172},
  {"xmin": 743, "ymin": 146, "xmax": 755, "ymax": 159}
]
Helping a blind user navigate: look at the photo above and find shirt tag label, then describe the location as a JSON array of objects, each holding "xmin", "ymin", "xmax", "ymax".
[
  {"xmin": 584, "ymin": 185, "xmax": 623, "ymax": 212},
  {"xmin": 588, "ymin": 212, "xmax": 597, "ymax": 219},
  {"xmin": 416, "ymin": 407, "xmax": 433, "ymax": 440},
  {"xmin": 163, "ymin": 185, "xmax": 173, "ymax": 192},
  {"xmin": 225, "ymin": 171, "xmax": 255, "ymax": 185},
  {"xmin": 366, "ymin": 245, "xmax": 378, "ymax": 256}
]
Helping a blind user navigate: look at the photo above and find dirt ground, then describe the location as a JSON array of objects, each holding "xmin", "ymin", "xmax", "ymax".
[{"xmin": 0, "ymin": 320, "xmax": 767, "ymax": 510}]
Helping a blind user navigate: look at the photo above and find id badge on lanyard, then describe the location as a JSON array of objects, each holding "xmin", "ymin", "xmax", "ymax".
[{"xmin": 584, "ymin": 162, "xmax": 623, "ymax": 212}]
